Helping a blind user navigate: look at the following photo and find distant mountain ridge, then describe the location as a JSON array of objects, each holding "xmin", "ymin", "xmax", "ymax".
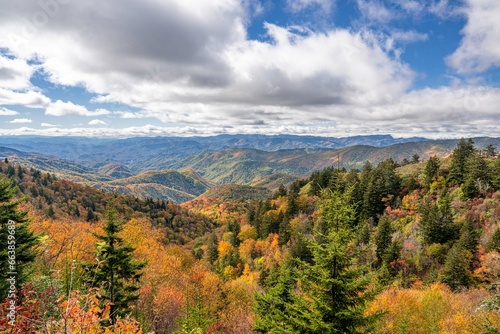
[
  {"xmin": 2, "ymin": 135, "xmax": 500, "ymax": 203},
  {"xmin": 0, "ymin": 134, "xmax": 427, "ymax": 172}
]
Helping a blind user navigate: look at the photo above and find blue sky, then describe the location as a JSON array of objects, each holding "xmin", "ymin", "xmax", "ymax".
[{"xmin": 1, "ymin": 0, "xmax": 500, "ymax": 138}]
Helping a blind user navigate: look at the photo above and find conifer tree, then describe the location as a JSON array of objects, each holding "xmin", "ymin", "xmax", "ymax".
[
  {"xmin": 0, "ymin": 177, "xmax": 38, "ymax": 300},
  {"xmin": 375, "ymin": 216, "xmax": 393, "ymax": 265},
  {"xmin": 424, "ymin": 156, "xmax": 440, "ymax": 187},
  {"xmin": 255, "ymin": 189, "xmax": 376, "ymax": 333},
  {"xmin": 440, "ymin": 243, "xmax": 474, "ymax": 291},
  {"xmin": 298, "ymin": 188, "xmax": 375, "ymax": 333},
  {"xmin": 448, "ymin": 138, "xmax": 475, "ymax": 184},
  {"xmin": 85, "ymin": 206, "xmax": 145, "ymax": 325},
  {"xmin": 462, "ymin": 151, "xmax": 491, "ymax": 198},
  {"xmin": 486, "ymin": 225, "xmax": 500, "ymax": 253},
  {"xmin": 254, "ymin": 261, "xmax": 307, "ymax": 334},
  {"xmin": 419, "ymin": 188, "xmax": 458, "ymax": 245}
]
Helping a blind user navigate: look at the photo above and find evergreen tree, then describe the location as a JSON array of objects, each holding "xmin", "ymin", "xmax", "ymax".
[
  {"xmin": 462, "ymin": 151, "xmax": 491, "ymax": 198},
  {"xmin": 424, "ymin": 156, "xmax": 440, "ymax": 187},
  {"xmin": 484, "ymin": 144, "xmax": 497, "ymax": 158},
  {"xmin": 440, "ymin": 243, "xmax": 474, "ymax": 291},
  {"xmin": 448, "ymin": 138, "xmax": 475, "ymax": 184},
  {"xmin": 492, "ymin": 157, "xmax": 500, "ymax": 191},
  {"xmin": 419, "ymin": 189, "xmax": 458, "ymax": 245},
  {"xmin": 84, "ymin": 207, "xmax": 145, "ymax": 325},
  {"xmin": 375, "ymin": 216, "xmax": 393, "ymax": 265},
  {"xmin": 206, "ymin": 233, "xmax": 219, "ymax": 265},
  {"xmin": 291, "ymin": 189, "xmax": 376, "ymax": 333},
  {"xmin": 256, "ymin": 189, "xmax": 376, "ymax": 333},
  {"xmin": 486, "ymin": 225, "xmax": 500, "ymax": 253},
  {"xmin": 0, "ymin": 177, "xmax": 38, "ymax": 300},
  {"xmin": 16, "ymin": 165, "xmax": 24, "ymax": 180},
  {"xmin": 254, "ymin": 261, "xmax": 306, "ymax": 334}
]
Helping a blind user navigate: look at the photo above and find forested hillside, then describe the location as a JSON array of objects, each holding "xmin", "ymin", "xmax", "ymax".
[{"xmin": 1, "ymin": 138, "xmax": 500, "ymax": 333}]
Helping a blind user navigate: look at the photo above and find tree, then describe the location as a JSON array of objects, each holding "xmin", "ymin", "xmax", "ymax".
[
  {"xmin": 424, "ymin": 156, "xmax": 440, "ymax": 187},
  {"xmin": 448, "ymin": 138, "xmax": 475, "ymax": 184},
  {"xmin": 486, "ymin": 225, "xmax": 500, "ymax": 253},
  {"xmin": 462, "ymin": 151, "xmax": 491, "ymax": 198},
  {"xmin": 375, "ymin": 216, "xmax": 393, "ymax": 265},
  {"xmin": 484, "ymin": 144, "xmax": 497, "ymax": 158},
  {"xmin": 284, "ymin": 189, "xmax": 376, "ymax": 333},
  {"xmin": 300, "ymin": 188, "xmax": 376, "ymax": 333},
  {"xmin": 84, "ymin": 207, "xmax": 145, "ymax": 325},
  {"xmin": 419, "ymin": 189, "xmax": 458, "ymax": 245},
  {"xmin": 440, "ymin": 244, "xmax": 474, "ymax": 290},
  {"xmin": 0, "ymin": 176, "xmax": 38, "ymax": 300},
  {"xmin": 254, "ymin": 261, "xmax": 306, "ymax": 334}
]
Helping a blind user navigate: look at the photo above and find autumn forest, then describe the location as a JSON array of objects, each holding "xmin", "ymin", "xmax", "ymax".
[{"xmin": 1, "ymin": 138, "xmax": 500, "ymax": 333}]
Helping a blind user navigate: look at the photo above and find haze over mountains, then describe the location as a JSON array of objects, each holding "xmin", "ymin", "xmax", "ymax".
[{"xmin": 2, "ymin": 134, "xmax": 500, "ymax": 203}]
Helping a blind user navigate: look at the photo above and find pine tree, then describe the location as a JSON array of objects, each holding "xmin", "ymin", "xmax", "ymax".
[
  {"xmin": 462, "ymin": 151, "xmax": 491, "ymax": 198},
  {"xmin": 486, "ymin": 225, "xmax": 500, "ymax": 253},
  {"xmin": 84, "ymin": 206, "xmax": 145, "ymax": 325},
  {"xmin": 254, "ymin": 261, "xmax": 306, "ymax": 334},
  {"xmin": 0, "ymin": 177, "xmax": 38, "ymax": 300},
  {"xmin": 424, "ymin": 156, "xmax": 440, "ymax": 187},
  {"xmin": 296, "ymin": 188, "xmax": 375, "ymax": 333},
  {"xmin": 492, "ymin": 157, "xmax": 500, "ymax": 191},
  {"xmin": 440, "ymin": 243, "xmax": 474, "ymax": 291},
  {"xmin": 375, "ymin": 216, "xmax": 393, "ymax": 265},
  {"xmin": 419, "ymin": 189, "xmax": 458, "ymax": 245},
  {"xmin": 255, "ymin": 189, "xmax": 376, "ymax": 333},
  {"xmin": 448, "ymin": 138, "xmax": 475, "ymax": 184}
]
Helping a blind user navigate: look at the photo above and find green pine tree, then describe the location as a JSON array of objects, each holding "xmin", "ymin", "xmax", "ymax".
[
  {"xmin": 448, "ymin": 138, "xmax": 475, "ymax": 185},
  {"xmin": 419, "ymin": 188, "xmax": 458, "ymax": 245},
  {"xmin": 440, "ymin": 243, "xmax": 474, "ymax": 291},
  {"xmin": 0, "ymin": 176, "xmax": 38, "ymax": 301},
  {"xmin": 84, "ymin": 206, "xmax": 145, "ymax": 325},
  {"xmin": 462, "ymin": 151, "xmax": 491, "ymax": 198},
  {"xmin": 254, "ymin": 261, "xmax": 306, "ymax": 334},
  {"xmin": 375, "ymin": 215, "xmax": 393, "ymax": 265},
  {"xmin": 486, "ymin": 225, "xmax": 500, "ymax": 253},
  {"xmin": 424, "ymin": 156, "xmax": 440, "ymax": 187}
]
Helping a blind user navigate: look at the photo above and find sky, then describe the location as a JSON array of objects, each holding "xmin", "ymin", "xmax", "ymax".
[{"xmin": 0, "ymin": 0, "xmax": 500, "ymax": 139}]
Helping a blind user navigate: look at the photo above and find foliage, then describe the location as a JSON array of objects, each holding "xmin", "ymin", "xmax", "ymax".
[
  {"xmin": 0, "ymin": 175, "xmax": 38, "ymax": 300},
  {"xmin": 84, "ymin": 207, "xmax": 145, "ymax": 325}
]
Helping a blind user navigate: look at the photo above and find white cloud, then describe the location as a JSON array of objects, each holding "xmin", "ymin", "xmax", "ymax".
[
  {"xmin": 0, "ymin": 0, "xmax": 497, "ymax": 139},
  {"xmin": 286, "ymin": 0, "xmax": 334, "ymax": 13},
  {"xmin": 390, "ymin": 30, "xmax": 428, "ymax": 43},
  {"xmin": 0, "ymin": 54, "xmax": 35, "ymax": 90},
  {"xmin": 0, "ymin": 88, "xmax": 50, "ymax": 108},
  {"xmin": 0, "ymin": 107, "xmax": 19, "ymax": 116},
  {"xmin": 9, "ymin": 118, "xmax": 32, "ymax": 123},
  {"xmin": 429, "ymin": 0, "xmax": 464, "ymax": 18},
  {"xmin": 45, "ymin": 100, "xmax": 111, "ymax": 116},
  {"xmin": 357, "ymin": 0, "xmax": 394, "ymax": 22},
  {"xmin": 88, "ymin": 119, "xmax": 107, "ymax": 126},
  {"xmin": 41, "ymin": 122, "xmax": 58, "ymax": 127},
  {"xmin": 447, "ymin": 0, "xmax": 500, "ymax": 74}
]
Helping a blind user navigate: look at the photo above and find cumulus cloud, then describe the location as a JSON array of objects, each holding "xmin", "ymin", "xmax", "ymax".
[
  {"xmin": 0, "ymin": 107, "xmax": 19, "ymax": 116},
  {"xmin": 0, "ymin": 88, "xmax": 50, "ymax": 108},
  {"xmin": 45, "ymin": 100, "xmax": 111, "ymax": 117},
  {"xmin": 0, "ymin": 54, "xmax": 35, "ymax": 90},
  {"xmin": 0, "ymin": 0, "xmax": 498, "ymax": 138},
  {"xmin": 447, "ymin": 0, "xmax": 500, "ymax": 74},
  {"xmin": 9, "ymin": 118, "xmax": 32, "ymax": 123},
  {"xmin": 88, "ymin": 119, "xmax": 108, "ymax": 126}
]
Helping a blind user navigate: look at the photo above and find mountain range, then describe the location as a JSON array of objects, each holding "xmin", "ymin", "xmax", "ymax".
[{"xmin": 1, "ymin": 134, "xmax": 499, "ymax": 203}]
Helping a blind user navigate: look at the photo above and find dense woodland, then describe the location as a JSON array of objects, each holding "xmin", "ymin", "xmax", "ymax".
[{"xmin": 1, "ymin": 138, "xmax": 500, "ymax": 333}]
